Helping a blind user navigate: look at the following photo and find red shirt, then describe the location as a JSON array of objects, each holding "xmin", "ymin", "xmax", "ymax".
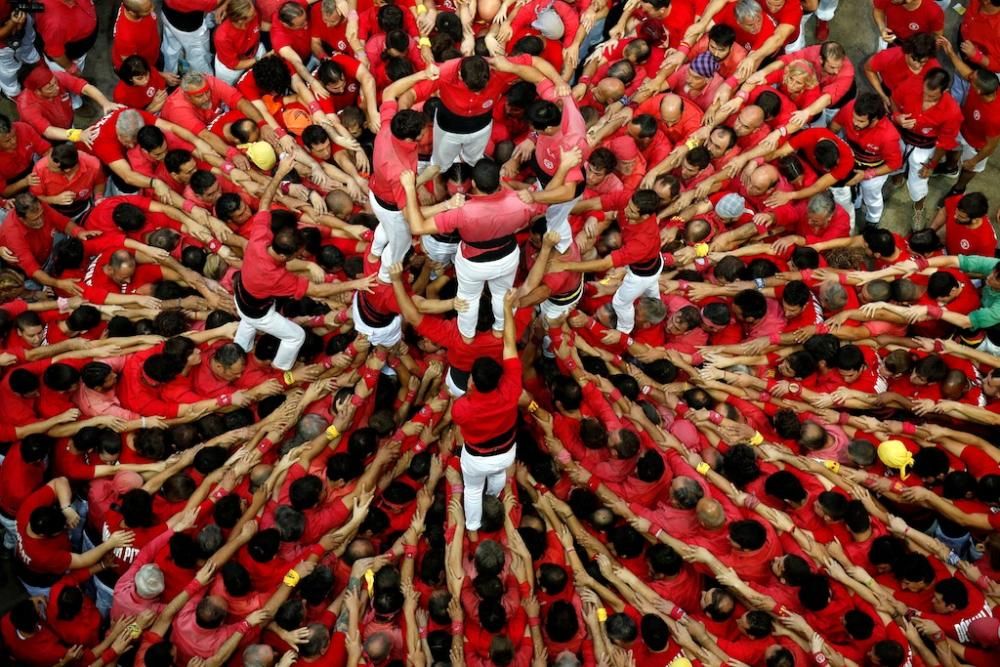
[
  {"xmin": 833, "ymin": 100, "xmax": 903, "ymax": 169},
  {"xmin": 0, "ymin": 615, "xmax": 75, "ymax": 667},
  {"xmin": 370, "ymin": 101, "xmax": 420, "ymax": 208},
  {"xmin": 452, "ymin": 357, "xmax": 522, "ymax": 449},
  {"xmin": 718, "ymin": 2, "xmax": 777, "ymax": 53},
  {"xmin": 48, "ymin": 568, "xmax": 102, "ymax": 646},
  {"xmin": 960, "ymin": 85, "xmax": 1000, "ymax": 151},
  {"xmin": 891, "ymin": 76, "xmax": 962, "ymax": 150},
  {"xmin": 635, "ymin": 92, "xmax": 703, "ymax": 145},
  {"xmin": 160, "ymin": 76, "xmax": 245, "ymax": 133},
  {"xmin": 271, "ymin": 0, "xmax": 312, "ymax": 59},
  {"xmin": 16, "ymin": 71, "xmax": 88, "ymax": 135},
  {"xmin": 90, "ymin": 109, "xmax": 158, "ymax": 166},
  {"xmin": 238, "ymin": 211, "xmax": 310, "ymax": 301},
  {"xmin": 309, "ymin": 3, "xmax": 350, "ymax": 55},
  {"xmin": 0, "ymin": 122, "xmax": 51, "ymax": 183},
  {"xmin": 111, "ymin": 5, "xmax": 160, "ymax": 69},
  {"xmin": 868, "ymin": 46, "xmax": 939, "ymax": 93},
  {"xmin": 874, "ymin": 0, "xmax": 944, "ymax": 40},
  {"xmin": 434, "ymin": 190, "xmax": 545, "ymax": 260},
  {"xmin": 788, "ymin": 127, "xmax": 854, "ymax": 183},
  {"xmin": 113, "ymin": 69, "xmax": 167, "ymax": 110},
  {"xmin": 413, "ymin": 55, "xmax": 531, "ymax": 120},
  {"xmin": 780, "ymin": 44, "xmax": 854, "ymax": 105},
  {"xmin": 0, "ymin": 202, "xmax": 72, "ymax": 275},
  {"xmin": 16, "ymin": 485, "xmax": 73, "ymax": 576},
  {"xmin": 0, "ymin": 443, "xmax": 47, "ymax": 517},
  {"xmin": 35, "ymin": 0, "xmax": 97, "ymax": 58},
  {"xmin": 961, "ymin": 0, "xmax": 1000, "ymax": 74},
  {"xmin": 31, "ymin": 151, "xmax": 103, "ymax": 203},
  {"xmin": 942, "ymin": 195, "xmax": 997, "ymax": 256},
  {"xmin": 315, "ymin": 54, "xmax": 363, "ymax": 111},
  {"xmin": 214, "ymin": 15, "xmax": 261, "ymax": 68}
]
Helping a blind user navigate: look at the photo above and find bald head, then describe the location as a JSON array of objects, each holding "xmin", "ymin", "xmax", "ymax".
[
  {"xmin": 696, "ymin": 498, "xmax": 726, "ymax": 529},
  {"xmin": 749, "ymin": 164, "xmax": 779, "ymax": 193},
  {"xmin": 659, "ymin": 93, "xmax": 684, "ymax": 125},
  {"xmin": 365, "ymin": 633, "xmax": 392, "ymax": 661},
  {"xmin": 123, "ymin": 0, "xmax": 152, "ymax": 14},
  {"xmin": 595, "ymin": 77, "xmax": 626, "ymax": 104},
  {"xmin": 735, "ymin": 105, "xmax": 764, "ymax": 134}
]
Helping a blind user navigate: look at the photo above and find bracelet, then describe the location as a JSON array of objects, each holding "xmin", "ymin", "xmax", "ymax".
[
  {"xmin": 416, "ymin": 3, "xmax": 428, "ymax": 13},
  {"xmin": 418, "ymin": 626, "xmax": 428, "ymax": 638},
  {"xmin": 217, "ymin": 394, "xmax": 232, "ymax": 407},
  {"xmin": 449, "ymin": 483, "xmax": 465, "ymax": 494},
  {"xmin": 969, "ymin": 48, "xmax": 985, "ymax": 65},
  {"xmin": 61, "ymin": 505, "xmax": 72, "ymax": 511},
  {"xmin": 668, "ymin": 606, "xmax": 686, "ymax": 620},
  {"xmin": 528, "ymin": 615, "xmax": 540, "ymax": 627},
  {"xmin": 182, "ymin": 199, "xmax": 196, "ymax": 213},
  {"xmin": 207, "ymin": 239, "xmax": 222, "ymax": 253},
  {"xmin": 326, "ymin": 424, "xmax": 340, "ymax": 440},
  {"xmin": 307, "ymin": 101, "xmax": 322, "ymax": 114},
  {"xmin": 863, "ymin": 168, "xmax": 876, "ymax": 180},
  {"xmin": 555, "ymin": 449, "xmax": 572, "ymax": 464},
  {"xmin": 345, "ymin": 343, "xmax": 358, "ymax": 357},
  {"xmin": 280, "ymin": 182, "xmax": 291, "ymax": 195},
  {"xmin": 418, "ymin": 36, "xmax": 431, "ymax": 47},
  {"xmin": 977, "ymin": 574, "xmax": 991, "ymax": 588},
  {"xmin": 743, "ymin": 494, "xmax": 760, "ymax": 509},
  {"xmin": 901, "ymin": 422, "xmax": 917, "ymax": 435},
  {"xmin": 696, "ymin": 462, "xmax": 711, "ymax": 476},
  {"xmin": 403, "ymin": 544, "xmax": 418, "ymax": 558},
  {"xmin": 914, "ymin": 255, "xmax": 929, "ymax": 271},
  {"xmin": 283, "ymin": 569, "xmax": 301, "ymax": 587},
  {"xmin": 226, "ymin": 146, "xmax": 240, "ymax": 160},
  {"xmin": 221, "ymin": 161, "xmax": 235, "ymax": 175},
  {"xmin": 708, "ymin": 410, "xmax": 724, "ymax": 425},
  {"xmin": 257, "ymin": 437, "xmax": 274, "ymax": 453},
  {"xmin": 282, "ymin": 371, "xmax": 296, "ymax": 386},
  {"xmin": 586, "ymin": 475, "xmax": 601, "ymax": 492},
  {"xmin": 838, "ymin": 411, "xmax": 849, "ymax": 425},
  {"xmin": 596, "ymin": 608, "xmax": 608, "ymax": 622},
  {"xmin": 450, "ymin": 621, "xmax": 463, "ymax": 634},
  {"xmin": 768, "ymin": 333, "xmax": 782, "ymax": 345},
  {"xmin": 275, "ymin": 127, "xmax": 288, "ymax": 139},
  {"xmin": 609, "ymin": 388, "xmax": 623, "ymax": 403},
  {"xmin": 926, "ymin": 304, "xmax": 943, "ymax": 319},
  {"xmin": 527, "ymin": 400, "xmax": 539, "ymax": 414},
  {"xmin": 694, "ymin": 242, "xmax": 710, "ymax": 257}
]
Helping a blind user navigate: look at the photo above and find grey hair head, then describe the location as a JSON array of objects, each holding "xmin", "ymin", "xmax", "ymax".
[
  {"xmin": 807, "ymin": 190, "xmax": 836, "ymax": 217},
  {"xmin": 735, "ymin": 0, "xmax": 763, "ymax": 22},
  {"xmin": 115, "ymin": 109, "xmax": 145, "ymax": 141},
  {"xmin": 135, "ymin": 564, "xmax": 165, "ymax": 599}
]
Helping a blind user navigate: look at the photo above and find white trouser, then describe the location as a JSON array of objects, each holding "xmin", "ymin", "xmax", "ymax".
[
  {"xmin": 0, "ymin": 18, "xmax": 39, "ymax": 97},
  {"xmin": 422, "ymin": 234, "xmax": 459, "ymax": 266},
  {"xmin": 830, "ymin": 186, "xmax": 855, "ymax": 227},
  {"xmin": 897, "ymin": 141, "xmax": 935, "ymax": 203},
  {"xmin": 461, "ymin": 444, "xmax": 516, "ymax": 531},
  {"xmin": 958, "ymin": 133, "xmax": 989, "ymax": 174},
  {"xmin": 787, "ymin": 15, "xmax": 809, "ymax": 53},
  {"xmin": 214, "ymin": 44, "xmax": 265, "ymax": 85},
  {"xmin": 855, "ymin": 173, "xmax": 890, "ymax": 224},
  {"xmin": 454, "ymin": 247, "xmax": 520, "ymax": 339},
  {"xmin": 612, "ymin": 266, "xmax": 661, "ymax": 333},
  {"xmin": 816, "ymin": 0, "xmax": 838, "ymax": 21},
  {"xmin": 351, "ymin": 292, "xmax": 402, "ymax": 346},
  {"xmin": 542, "ymin": 190, "xmax": 581, "ymax": 253},
  {"xmin": 431, "ymin": 118, "xmax": 492, "ymax": 170},
  {"xmin": 161, "ymin": 14, "xmax": 213, "ymax": 74},
  {"xmin": 370, "ymin": 190, "xmax": 410, "ymax": 282},
  {"xmin": 234, "ymin": 301, "xmax": 305, "ymax": 370}
]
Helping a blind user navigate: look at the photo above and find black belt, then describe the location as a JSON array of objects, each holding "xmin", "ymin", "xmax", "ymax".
[
  {"xmin": 898, "ymin": 126, "xmax": 937, "ymax": 150},
  {"xmin": 63, "ymin": 28, "xmax": 98, "ymax": 60},
  {"xmin": 52, "ymin": 198, "xmax": 90, "ymax": 219},
  {"xmin": 464, "ymin": 423, "xmax": 516, "ymax": 457},
  {"xmin": 629, "ymin": 255, "xmax": 663, "ymax": 277},
  {"xmin": 431, "ymin": 231, "xmax": 460, "ymax": 244},
  {"xmin": 462, "ymin": 235, "xmax": 517, "ymax": 263},
  {"xmin": 357, "ymin": 292, "xmax": 396, "ymax": 328},
  {"xmin": 373, "ymin": 192, "xmax": 400, "ymax": 212},
  {"xmin": 233, "ymin": 272, "xmax": 275, "ymax": 319},
  {"xmin": 436, "ymin": 102, "xmax": 493, "ymax": 134},
  {"xmin": 548, "ymin": 280, "xmax": 584, "ymax": 306},
  {"xmin": 448, "ymin": 366, "xmax": 470, "ymax": 391}
]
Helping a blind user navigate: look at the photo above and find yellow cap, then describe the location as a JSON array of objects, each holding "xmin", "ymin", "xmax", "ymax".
[
  {"xmin": 669, "ymin": 658, "xmax": 693, "ymax": 667},
  {"xmin": 241, "ymin": 141, "xmax": 277, "ymax": 171},
  {"xmin": 878, "ymin": 440, "xmax": 913, "ymax": 480}
]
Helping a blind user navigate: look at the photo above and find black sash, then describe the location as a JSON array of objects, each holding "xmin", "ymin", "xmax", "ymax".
[
  {"xmin": 163, "ymin": 3, "xmax": 206, "ymax": 32},
  {"xmin": 629, "ymin": 255, "xmax": 663, "ymax": 277},
  {"xmin": 464, "ymin": 423, "xmax": 516, "ymax": 457},
  {"xmin": 462, "ymin": 235, "xmax": 517, "ymax": 263},
  {"xmin": 233, "ymin": 272, "xmax": 275, "ymax": 318}
]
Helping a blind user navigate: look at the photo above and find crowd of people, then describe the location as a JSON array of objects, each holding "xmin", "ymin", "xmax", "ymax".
[{"xmin": 0, "ymin": 0, "xmax": 999, "ymax": 665}]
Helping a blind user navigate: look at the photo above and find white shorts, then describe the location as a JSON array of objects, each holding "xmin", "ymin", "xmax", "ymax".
[
  {"xmin": 422, "ymin": 234, "xmax": 459, "ymax": 266},
  {"xmin": 958, "ymin": 133, "xmax": 989, "ymax": 174},
  {"xmin": 351, "ymin": 292, "xmax": 402, "ymax": 347},
  {"xmin": 431, "ymin": 118, "xmax": 492, "ymax": 170}
]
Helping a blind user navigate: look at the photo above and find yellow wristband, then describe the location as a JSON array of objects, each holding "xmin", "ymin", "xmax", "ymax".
[
  {"xmin": 696, "ymin": 462, "xmax": 710, "ymax": 476},
  {"xmin": 66, "ymin": 128, "xmax": 82, "ymax": 142},
  {"xmin": 749, "ymin": 431, "xmax": 764, "ymax": 446},
  {"xmin": 364, "ymin": 568, "xmax": 375, "ymax": 595},
  {"xmin": 685, "ymin": 138, "xmax": 700, "ymax": 150},
  {"xmin": 325, "ymin": 424, "xmax": 340, "ymax": 440},
  {"xmin": 694, "ymin": 243, "xmax": 710, "ymax": 258},
  {"xmin": 824, "ymin": 460, "xmax": 841, "ymax": 473},
  {"xmin": 416, "ymin": 3, "xmax": 428, "ymax": 13},
  {"xmin": 283, "ymin": 569, "xmax": 301, "ymax": 587},
  {"xmin": 596, "ymin": 607, "xmax": 608, "ymax": 622},
  {"xmin": 283, "ymin": 371, "xmax": 295, "ymax": 386},
  {"xmin": 528, "ymin": 400, "xmax": 539, "ymax": 414},
  {"xmin": 418, "ymin": 36, "xmax": 432, "ymax": 47}
]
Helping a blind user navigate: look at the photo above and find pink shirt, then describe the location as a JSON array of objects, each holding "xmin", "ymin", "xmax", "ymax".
[
  {"xmin": 747, "ymin": 297, "xmax": 788, "ymax": 339},
  {"xmin": 173, "ymin": 588, "xmax": 251, "ymax": 663},
  {"xmin": 434, "ymin": 190, "xmax": 545, "ymax": 259},
  {"xmin": 75, "ymin": 357, "xmax": 140, "ymax": 419},
  {"xmin": 370, "ymin": 101, "xmax": 419, "ymax": 208},
  {"xmin": 111, "ymin": 528, "xmax": 176, "ymax": 620},
  {"xmin": 534, "ymin": 80, "xmax": 589, "ymax": 183},
  {"xmin": 160, "ymin": 76, "xmax": 245, "ymax": 133}
]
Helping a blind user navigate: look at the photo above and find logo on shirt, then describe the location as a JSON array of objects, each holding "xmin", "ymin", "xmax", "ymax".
[
  {"xmin": 974, "ymin": 110, "xmax": 982, "ymax": 121},
  {"xmin": 337, "ymin": 40, "xmax": 348, "ymax": 51},
  {"xmin": 908, "ymin": 22, "xmax": 919, "ymax": 31},
  {"xmin": 961, "ymin": 239, "xmax": 971, "ymax": 250},
  {"xmin": 922, "ymin": 128, "xmax": 931, "ymax": 135},
  {"xmin": 482, "ymin": 100, "xmax": 493, "ymax": 109},
  {"xmin": 543, "ymin": 159, "xmax": 554, "ymax": 170},
  {"xmin": 146, "ymin": 86, "xmax": 156, "ymax": 98}
]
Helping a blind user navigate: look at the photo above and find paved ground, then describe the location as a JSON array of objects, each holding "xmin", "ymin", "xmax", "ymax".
[{"xmin": 0, "ymin": 0, "xmax": 998, "ymax": 615}]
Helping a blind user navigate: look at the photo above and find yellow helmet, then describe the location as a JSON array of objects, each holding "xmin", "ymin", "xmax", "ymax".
[{"xmin": 878, "ymin": 440, "xmax": 914, "ymax": 480}]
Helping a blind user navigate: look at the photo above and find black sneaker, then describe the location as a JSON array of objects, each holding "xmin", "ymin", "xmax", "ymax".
[{"xmin": 933, "ymin": 162, "xmax": 960, "ymax": 178}]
